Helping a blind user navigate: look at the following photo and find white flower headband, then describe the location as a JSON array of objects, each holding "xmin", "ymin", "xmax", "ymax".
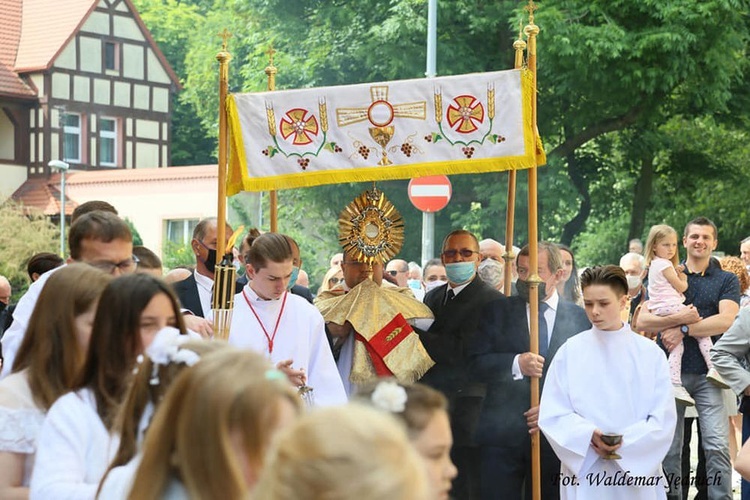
[
  {"xmin": 137, "ymin": 327, "xmax": 202, "ymax": 385},
  {"xmin": 371, "ymin": 380, "xmax": 408, "ymax": 413}
]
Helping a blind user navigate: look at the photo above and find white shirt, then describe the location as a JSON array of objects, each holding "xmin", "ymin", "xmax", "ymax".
[
  {"xmin": 511, "ymin": 291, "xmax": 560, "ymax": 380},
  {"xmin": 97, "ymin": 454, "xmax": 142, "ymax": 500},
  {"xmin": 538, "ymin": 323, "xmax": 676, "ymax": 499},
  {"xmin": 0, "ymin": 370, "xmax": 45, "ymax": 486},
  {"xmin": 1, "ymin": 266, "xmax": 61, "ymax": 378},
  {"xmin": 194, "ymin": 270, "xmax": 214, "ymax": 322},
  {"xmin": 30, "ymin": 388, "xmax": 119, "ymax": 499},
  {"xmin": 228, "ymin": 286, "xmax": 347, "ymax": 407}
]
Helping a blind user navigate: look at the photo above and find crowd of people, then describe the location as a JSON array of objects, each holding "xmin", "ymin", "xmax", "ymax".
[{"xmin": 2, "ymin": 202, "xmax": 750, "ymax": 499}]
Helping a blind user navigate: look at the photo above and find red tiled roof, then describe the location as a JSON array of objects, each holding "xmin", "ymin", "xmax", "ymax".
[
  {"xmin": 0, "ymin": 0, "xmax": 36, "ymax": 99},
  {"xmin": 1, "ymin": 0, "xmax": 179, "ymax": 97},
  {"xmin": 10, "ymin": 174, "xmax": 77, "ymax": 216},
  {"xmin": 12, "ymin": 166, "xmax": 218, "ymax": 215},
  {"xmin": 66, "ymin": 165, "xmax": 217, "ymax": 186},
  {"xmin": 13, "ymin": 0, "xmax": 98, "ymax": 73}
]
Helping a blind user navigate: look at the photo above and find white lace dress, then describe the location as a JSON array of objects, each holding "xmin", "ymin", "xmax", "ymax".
[{"xmin": 0, "ymin": 370, "xmax": 46, "ymax": 486}]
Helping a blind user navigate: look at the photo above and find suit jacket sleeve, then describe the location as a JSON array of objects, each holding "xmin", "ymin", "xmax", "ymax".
[
  {"xmin": 468, "ymin": 298, "xmax": 517, "ymax": 383},
  {"xmin": 291, "ymin": 284, "xmax": 314, "ymax": 304},
  {"xmin": 418, "ymin": 281, "xmax": 503, "ymax": 367},
  {"xmin": 711, "ymin": 307, "xmax": 750, "ymax": 395}
]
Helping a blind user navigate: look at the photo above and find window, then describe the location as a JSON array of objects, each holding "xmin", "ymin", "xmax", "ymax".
[
  {"xmin": 99, "ymin": 117, "xmax": 117, "ymax": 166},
  {"xmin": 166, "ymin": 219, "xmax": 199, "ymax": 245},
  {"xmin": 62, "ymin": 113, "xmax": 81, "ymax": 163},
  {"xmin": 104, "ymin": 42, "xmax": 119, "ymax": 71}
]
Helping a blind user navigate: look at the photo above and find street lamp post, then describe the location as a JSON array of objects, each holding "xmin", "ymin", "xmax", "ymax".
[{"xmin": 48, "ymin": 160, "xmax": 70, "ymax": 257}]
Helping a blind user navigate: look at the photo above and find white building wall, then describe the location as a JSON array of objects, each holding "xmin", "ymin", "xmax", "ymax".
[
  {"xmin": 0, "ymin": 164, "xmax": 29, "ymax": 198},
  {"xmin": 65, "ymin": 174, "xmax": 218, "ymax": 257}
]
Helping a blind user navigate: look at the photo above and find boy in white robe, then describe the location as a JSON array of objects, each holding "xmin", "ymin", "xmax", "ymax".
[
  {"xmin": 539, "ymin": 265, "xmax": 677, "ymax": 499},
  {"xmin": 228, "ymin": 233, "xmax": 346, "ymax": 406}
]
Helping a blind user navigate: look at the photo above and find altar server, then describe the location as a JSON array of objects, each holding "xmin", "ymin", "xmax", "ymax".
[
  {"xmin": 229, "ymin": 233, "xmax": 346, "ymax": 406},
  {"xmin": 539, "ymin": 265, "xmax": 676, "ymax": 499}
]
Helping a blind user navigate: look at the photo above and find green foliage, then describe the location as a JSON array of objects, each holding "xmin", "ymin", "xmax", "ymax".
[
  {"xmin": 123, "ymin": 217, "xmax": 144, "ymax": 246},
  {"xmin": 161, "ymin": 240, "xmax": 196, "ymax": 271},
  {"xmin": 0, "ymin": 202, "xmax": 58, "ymax": 299},
  {"xmin": 132, "ymin": 0, "xmax": 750, "ymax": 271}
]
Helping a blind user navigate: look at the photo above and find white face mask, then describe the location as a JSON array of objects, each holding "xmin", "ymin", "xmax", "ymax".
[
  {"xmin": 626, "ymin": 274, "xmax": 642, "ymax": 290},
  {"xmin": 425, "ymin": 280, "xmax": 447, "ymax": 293}
]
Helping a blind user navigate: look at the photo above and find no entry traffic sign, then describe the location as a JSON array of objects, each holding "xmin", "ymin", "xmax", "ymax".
[{"xmin": 408, "ymin": 175, "xmax": 452, "ymax": 213}]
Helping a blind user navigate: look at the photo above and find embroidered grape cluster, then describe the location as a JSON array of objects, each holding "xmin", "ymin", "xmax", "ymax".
[
  {"xmin": 461, "ymin": 146, "xmax": 475, "ymax": 158},
  {"xmin": 297, "ymin": 158, "xmax": 310, "ymax": 170},
  {"xmin": 333, "ymin": 145, "xmax": 343, "ymax": 153},
  {"xmin": 400, "ymin": 143, "xmax": 414, "ymax": 157},
  {"xmin": 262, "ymin": 149, "xmax": 269, "ymax": 156},
  {"xmin": 358, "ymin": 146, "xmax": 370, "ymax": 160},
  {"xmin": 424, "ymin": 135, "xmax": 432, "ymax": 143}
]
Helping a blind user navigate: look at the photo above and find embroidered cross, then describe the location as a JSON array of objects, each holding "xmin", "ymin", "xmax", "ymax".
[{"xmin": 336, "ymin": 86, "xmax": 426, "ymax": 128}]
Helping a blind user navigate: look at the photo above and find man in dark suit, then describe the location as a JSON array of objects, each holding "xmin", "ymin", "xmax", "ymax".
[
  {"xmin": 172, "ymin": 217, "xmax": 233, "ymax": 336},
  {"xmin": 470, "ymin": 242, "xmax": 590, "ymax": 500},
  {"xmin": 418, "ymin": 229, "xmax": 504, "ymax": 500}
]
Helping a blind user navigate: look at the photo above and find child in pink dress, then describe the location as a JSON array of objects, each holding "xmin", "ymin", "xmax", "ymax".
[{"xmin": 645, "ymin": 224, "xmax": 728, "ymax": 407}]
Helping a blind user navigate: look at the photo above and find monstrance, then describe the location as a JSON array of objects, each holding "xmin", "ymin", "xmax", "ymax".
[{"xmin": 338, "ymin": 186, "xmax": 405, "ymax": 268}]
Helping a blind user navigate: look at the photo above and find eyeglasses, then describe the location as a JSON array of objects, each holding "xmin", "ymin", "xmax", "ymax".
[
  {"xmin": 386, "ymin": 270, "xmax": 405, "ymax": 277},
  {"xmin": 328, "ymin": 277, "xmax": 343, "ymax": 285},
  {"xmin": 88, "ymin": 254, "xmax": 140, "ymax": 274},
  {"xmin": 442, "ymin": 249, "xmax": 479, "ymax": 259}
]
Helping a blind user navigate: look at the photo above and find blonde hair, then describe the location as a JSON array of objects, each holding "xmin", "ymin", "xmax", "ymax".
[
  {"xmin": 357, "ymin": 381, "xmax": 448, "ymax": 440},
  {"xmin": 644, "ymin": 224, "xmax": 680, "ymax": 267},
  {"xmin": 13, "ymin": 264, "xmax": 111, "ymax": 410},
  {"xmin": 318, "ymin": 266, "xmax": 344, "ymax": 293},
  {"xmin": 253, "ymin": 404, "xmax": 430, "ymax": 500},
  {"xmin": 100, "ymin": 339, "xmax": 231, "ymax": 494},
  {"xmin": 127, "ymin": 349, "xmax": 302, "ymax": 500}
]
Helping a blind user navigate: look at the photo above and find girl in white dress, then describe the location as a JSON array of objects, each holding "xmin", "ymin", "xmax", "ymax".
[
  {"xmin": 97, "ymin": 331, "xmax": 229, "ymax": 498},
  {"xmin": 0, "ymin": 264, "xmax": 110, "ymax": 498},
  {"xmin": 359, "ymin": 381, "xmax": 458, "ymax": 500},
  {"xmin": 127, "ymin": 349, "xmax": 302, "ymax": 499},
  {"xmin": 30, "ymin": 273, "xmax": 187, "ymax": 499},
  {"xmin": 254, "ymin": 404, "xmax": 431, "ymax": 500}
]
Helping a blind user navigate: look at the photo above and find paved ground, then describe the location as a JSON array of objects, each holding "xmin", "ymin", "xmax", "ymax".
[{"xmin": 686, "ymin": 426, "xmax": 742, "ymax": 499}]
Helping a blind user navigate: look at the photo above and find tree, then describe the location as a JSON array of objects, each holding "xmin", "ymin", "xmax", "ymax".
[
  {"xmin": 537, "ymin": 0, "xmax": 749, "ymax": 246},
  {"xmin": 132, "ymin": 0, "xmax": 215, "ymax": 165},
  {"xmin": 140, "ymin": 0, "xmax": 750, "ymax": 275},
  {"xmin": 123, "ymin": 217, "xmax": 144, "ymax": 246},
  {"xmin": 0, "ymin": 202, "xmax": 58, "ymax": 298}
]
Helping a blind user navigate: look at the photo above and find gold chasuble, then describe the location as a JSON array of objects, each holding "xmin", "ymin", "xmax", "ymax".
[{"xmin": 316, "ymin": 279, "xmax": 434, "ymax": 385}]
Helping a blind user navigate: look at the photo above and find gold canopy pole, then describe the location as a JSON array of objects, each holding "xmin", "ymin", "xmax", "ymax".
[
  {"xmin": 265, "ymin": 45, "xmax": 279, "ymax": 232},
  {"xmin": 504, "ymin": 22, "xmax": 526, "ymax": 297},
  {"xmin": 212, "ymin": 30, "xmax": 236, "ymax": 340},
  {"xmin": 524, "ymin": 2, "xmax": 543, "ymax": 500},
  {"xmin": 216, "ymin": 30, "xmax": 231, "ymax": 259}
]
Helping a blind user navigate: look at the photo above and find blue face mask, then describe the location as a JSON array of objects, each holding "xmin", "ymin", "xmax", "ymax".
[
  {"xmin": 286, "ymin": 266, "xmax": 300, "ymax": 290},
  {"xmin": 445, "ymin": 262, "xmax": 476, "ymax": 285},
  {"xmin": 407, "ymin": 279, "xmax": 422, "ymax": 291}
]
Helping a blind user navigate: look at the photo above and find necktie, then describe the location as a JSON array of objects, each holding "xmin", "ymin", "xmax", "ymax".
[
  {"xmin": 538, "ymin": 302, "xmax": 550, "ymax": 358},
  {"xmin": 444, "ymin": 289, "xmax": 455, "ymax": 306}
]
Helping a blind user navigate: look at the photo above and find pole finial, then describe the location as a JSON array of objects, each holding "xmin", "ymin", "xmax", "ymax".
[
  {"xmin": 218, "ymin": 29, "xmax": 232, "ymax": 52},
  {"xmin": 265, "ymin": 43, "xmax": 278, "ymax": 84},
  {"xmin": 524, "ymin": 0, "xmax": 538, "ymax": 25},
  {"xmin": 266, "ymin": 44, "xmax": 277, "ymax": 67}
]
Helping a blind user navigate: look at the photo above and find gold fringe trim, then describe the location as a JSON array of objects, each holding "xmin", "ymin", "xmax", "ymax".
[{"xmin": 227, "ymin": 69, "xmax": 545, "ymax": 194}]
